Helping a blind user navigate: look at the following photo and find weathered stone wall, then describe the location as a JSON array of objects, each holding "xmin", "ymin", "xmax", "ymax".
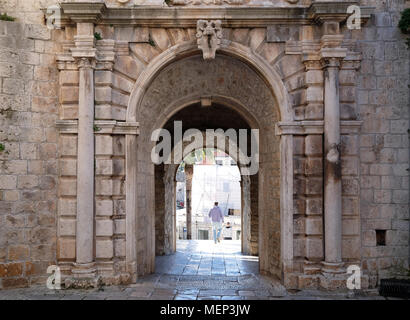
[
  {"xmin": 0, "ymin": 20, "xmax": 61, "ymax": 289},
  {"xmin": 0, "ymin": 0, "xmax": 408, "ymax": 290},
  {"xmin": 354, "ymin": 0, "xmax": 409, "ymax": 287}
]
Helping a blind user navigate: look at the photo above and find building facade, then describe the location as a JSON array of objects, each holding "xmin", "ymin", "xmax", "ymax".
[{"xmin": 0, "ymin": 0, "xmax": 409, "ymax": 290}]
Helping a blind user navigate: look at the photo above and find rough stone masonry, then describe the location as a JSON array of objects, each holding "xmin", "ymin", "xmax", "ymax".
[{"xmin": 0, "ymin": 0, "xmax": 409, "ymax": 292}]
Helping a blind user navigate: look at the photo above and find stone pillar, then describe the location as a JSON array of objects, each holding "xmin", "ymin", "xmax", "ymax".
[
  {"xmin": 185, "ymin": 165, "xmax": 193, "ymax": 240},
  {"xmin": 241, "ymin": 175, "xmax": 251, "ymax": 255},
  {"xmin": 164, "ymin": 164, "xmax": 177, "ymax": 254},
  {"xmin": 321, "ymin": 50, "xmax": 346, "ymax": 273},
  {"xmin": 71, "ymin": 22, "xmax": 98, "ymax": 281}
]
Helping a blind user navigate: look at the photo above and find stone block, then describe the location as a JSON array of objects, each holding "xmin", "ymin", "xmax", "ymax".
[
  {"xmin": 25, "ymin": 24, "xmax": 51, "ymax": 40},
  {"xmin": 341, "ymin": 157, "xmax": 359, "ymax": 176},
  {"xmin": 7, "ymin": 245, "xmax": 29, "ymax": 261},
  {"xmin": 305, "ymin": 135, "xmax": 322, "ymax": 156},
  {"xmin": 96, "ymin": 200, "xmax": 113, "ymax": 217},
  {"xmin": 58, "ymin": 239, "xmax": 75, "ymax": 260},
  {"xmin": 114, "ymin": 56, "xmax": 141, "ymax": 80},
  {"xmin": 17, "ymin": 175, "xmax": 39, "ymax": 189},
  {"xmin": 96, "ymin": 220, "xmax": 113, "ymax": 237},
  {"xmin": 59, "ymin": 179, "xmax": 77, "ymax": 197},
  {"xmin": 96, "ymin": 179, "xmax": 113, "ymax": 196},
  {"xmin": 305, "ymin": 177, "xmax": 323, "ymax": 195},
  {"xmin": 267, "ymin": 25, "xmax": 299, "ymax": 42},
  {"xmin": 114, "ymin": 239, "xmax": 126, "ymax": 257},
  {"xmin": 60, "ymin": 159, "xmax": 77, "ymax": 176},
  {"xmin": 306, "ymin": 198, "xmax": 322, "ymax": 215},
  {"xmin": 59, "ymin": 71, "xmax": 79, "ymax": 85},
  {"xmin": 0, "ymin": 263, "xmax": 23, "ymax": 277},
  {"xmin": 114, "ymin": 219, "xmax": 126, "ymax": 235},
  {"xmin": 59, "ymin": 219, "xmax": 76, "ymax": 237},
  {"xmin": 151, "ymin": 28, "xmax": 171, "ymax": 51},
  {"xmin": 114, "ymin": 27, "xmax": 149, "ymax": 42},
  {"xmin": 96, "ymin": 159, "xmax": 113, "ymax": 176},
  {"xmin": 96, "ymin": 135, "xmax": 113, "ymax": 156},
  {"xmin": 0, "ymin": 175, "xmax": 17, "ymax": 189},
  {"xmin": 305, "ymin": 218, "xmax": 322, "ymax": 235},
  {"xmin": 95, "ymin": 87, "xmax": 112, "ymax": 104},
  {"xmin": 342, "ymin": 237, "xmax": 360, "ymax": 259},
  {"xmin": 342, "ymin": 197, "xmax": 358, "ymax": 215},
  {"xmin": 59, "ymin": 135, "xmax": 77, "ymax": 156},
  {"xmin": 96, "ymin": 240, "xmax": 113, "ymax": 259},
  {"xmin": 59, "ymin": 199, "xmax": 76, "ymax": 216},
  {"xmin": 306, "ymin": 87, "xmax": 323, "ymax": 102},
  {"xmin": 305, "ymin": 238, "xmax": 323, "ymax": 259}
]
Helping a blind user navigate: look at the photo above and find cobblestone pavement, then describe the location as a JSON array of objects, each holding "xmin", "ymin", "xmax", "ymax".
[{"xmin": 0, "ymin": 241, "xmax": 390, "ymax": 300}]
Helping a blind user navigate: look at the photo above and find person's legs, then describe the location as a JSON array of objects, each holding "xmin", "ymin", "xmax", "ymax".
[
  {"xmin": 212, "ymin": 223, "xmax": 217, "ymax": 243},
  {"xmin": 216, "ymin": 223, "xmax": 222, "ymax": 242}
]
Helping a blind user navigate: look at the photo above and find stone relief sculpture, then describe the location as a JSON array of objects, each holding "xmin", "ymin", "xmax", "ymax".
[{"xmin": 196, "ymin": 20, "xmax": 223, "ymax": 60}]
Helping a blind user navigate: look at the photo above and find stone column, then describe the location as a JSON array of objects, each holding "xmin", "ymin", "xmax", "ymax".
[
  {"xmin": 321, "ymin": 52, "xmax": 345, "ymax": 272},
  {"xmin": 185, "ymin": 165, "xmax": 193, "ymax": 240},
  {"xmin": 164, "ymin": 164, "xmax": 177, "ymax": 254},
  {"xmin": 241, "ymin": 175, "xmax": 251, "ymax": 255},
  {"xmin": 71, "ymin": 22, "xmax": 97, "ymax": 280}
]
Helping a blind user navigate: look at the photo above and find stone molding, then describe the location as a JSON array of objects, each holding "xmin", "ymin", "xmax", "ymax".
[
  {"xmin": 275, "ymin": 120, "xmax": 363, "ymax": 135},
  {"xmin": 44, "ymin": 2, "xmax": 373, "ymax": 28},
  {"xmin": 56, "ymin": 120, "xmax": 140, "ymax": 135}
]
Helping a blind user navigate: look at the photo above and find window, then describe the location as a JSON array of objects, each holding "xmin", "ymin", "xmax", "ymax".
[{"xmin": 376, "ymin": 230, "xmax": 386, "ymax": 246}]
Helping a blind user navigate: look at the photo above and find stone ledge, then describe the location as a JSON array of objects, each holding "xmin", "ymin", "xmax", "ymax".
[
  {"xmin": 275, "ymin": 120, "xmax": 363, "ymax": 136},
  {"xmin": 42, "ymin": 2, "xmax": 373, "ymax": 28},
  {"xmin": 56, "ymin": 120, "xmax": 140, "ymax": 135}
]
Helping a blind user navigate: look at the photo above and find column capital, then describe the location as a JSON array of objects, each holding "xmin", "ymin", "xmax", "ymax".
[
  {"xmin": 320, "ymin": 57, "xmax": 342, "ymax": 69},
  {"xmin": 320, "ymin": 48, "xmax": 347, "ymax": 69},
  {"xmin": 75, "ymin": 56, "xmax": 96, "ymax": 70}
]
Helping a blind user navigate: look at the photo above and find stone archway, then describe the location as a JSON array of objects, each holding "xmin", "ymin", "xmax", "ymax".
[
  {"xmin": 153, "ymin": 102, "xmax": 259, "ymax": 258},
  {"xmin": 126, "ymin": 42, "xmax": 294, "ymax": 281}
]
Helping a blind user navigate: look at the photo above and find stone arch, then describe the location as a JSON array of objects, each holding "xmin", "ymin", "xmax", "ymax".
[
  {"xmin": 127, "ymin": 40, "xmax": 293, "ymax": 123},
  {"xmin": 125, "ymin": 41, "xmax": 294, "ymax": 282}
]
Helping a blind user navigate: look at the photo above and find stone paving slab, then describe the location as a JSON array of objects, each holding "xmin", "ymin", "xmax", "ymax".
[{"xmin": 0, "ymin": 241, "xmax": 393, "ymax": 300}]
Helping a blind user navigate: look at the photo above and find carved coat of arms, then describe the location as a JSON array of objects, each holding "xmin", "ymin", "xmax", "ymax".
[{"xmin": 196, "ymin": 20, "xmax": 223, "ymax": 60}]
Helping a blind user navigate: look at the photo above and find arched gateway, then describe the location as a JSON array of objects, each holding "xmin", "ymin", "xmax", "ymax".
[
  {"xmin": 51, "ymin": 1, "xmax": 376, "ymax": 291},
  {"xmin": 125, "ymin": 43, "xmax": 294, "ymax": 281}
]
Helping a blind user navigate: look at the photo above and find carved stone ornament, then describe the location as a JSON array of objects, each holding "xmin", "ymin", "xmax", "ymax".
[{"xmin": 196, "ymin": 20, "xmax": 223, "ymax": 60}]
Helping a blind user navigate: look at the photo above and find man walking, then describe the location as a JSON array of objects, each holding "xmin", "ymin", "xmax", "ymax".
[{"xmin": 209, "ymin": 202, "xmax": 224, "ymax": 244}]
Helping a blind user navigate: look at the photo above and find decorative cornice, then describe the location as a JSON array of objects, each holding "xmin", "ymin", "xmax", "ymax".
[
  {"xmin": 43, "ymin": 2, "xmax": 374, "ymax": 28},
  {"xmin": 59, "ymin": 2, "xmax": 107, "ymax": 23},
  {"xmin": 56, "ymin": 120, "xmax": 140, "ymax": 135},
  {"xmin": 275, "ymin": 120, "xmax": 363, "ymax": 136},
  {"xmin": 275, "ymin": 121, "xmax": 324, "ymax": 136}
]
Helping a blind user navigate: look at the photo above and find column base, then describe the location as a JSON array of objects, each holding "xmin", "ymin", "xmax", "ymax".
[
  {"xmin": 64, "ymin": 262, "xmax": 101, "ymax": 289},
  {"xmin": 320, "ymin": 261, "xmax": 347, "ymax": 290}
]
